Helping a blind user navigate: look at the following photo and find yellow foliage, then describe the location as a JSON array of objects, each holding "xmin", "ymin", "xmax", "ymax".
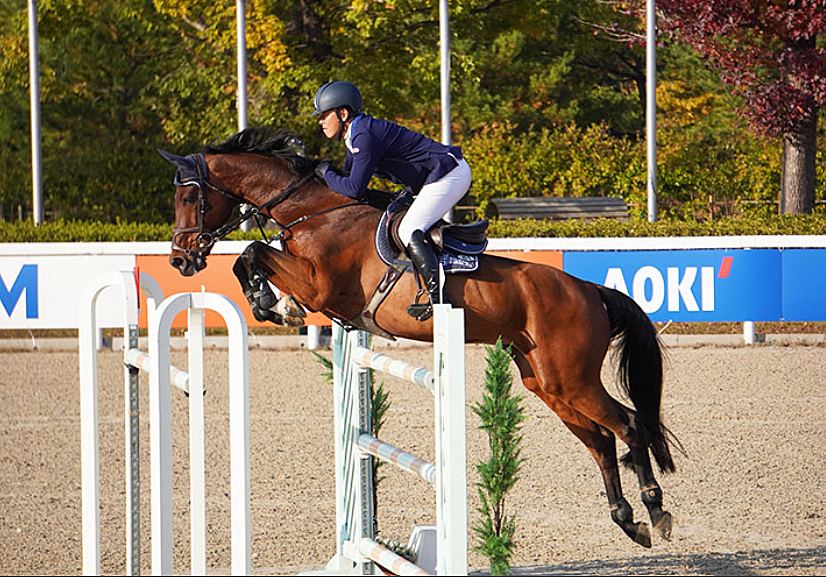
[{"xmin": 656, "ymin": 80, "xmax": 715, "ymax": 127}]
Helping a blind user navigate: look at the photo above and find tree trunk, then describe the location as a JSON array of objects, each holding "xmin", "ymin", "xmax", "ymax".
[{"xmin": 780, "ymin": 110, "xmax": 817, "ymax": 214}]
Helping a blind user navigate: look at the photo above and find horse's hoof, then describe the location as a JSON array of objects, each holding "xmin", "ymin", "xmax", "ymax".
[
  {"xmin": 275, "ymin": 296, "xmax": 306, "ymax": 326},
  {"xmin": 251, "ymin": 304, "xmax": 283, "ymax": 325},
  {"xmin": 622, "ymin": 522, "xmax": 652, "ymax": 548},
  {"xmin": 653, "ymin": 510, "xmax": 672, "ymax": 541}
]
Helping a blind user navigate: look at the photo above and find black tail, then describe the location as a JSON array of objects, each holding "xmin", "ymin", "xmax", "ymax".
[{"xmin": 597, "ymin": 285, "xmax": 679, "ymax": 473}]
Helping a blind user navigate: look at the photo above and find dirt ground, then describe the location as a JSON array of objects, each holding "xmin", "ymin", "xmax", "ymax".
[{"xmin": 1, "ymin": 342, "xmax": 825, "ymax": 575}]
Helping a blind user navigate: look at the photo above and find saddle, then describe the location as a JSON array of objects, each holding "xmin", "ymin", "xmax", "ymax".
[
  {"xmin": 345, "ymin": 192, "xmax": 489, "ymax": 339},
  {"xmin": 375, "ymin": 193, "xmax": 488, "ymax": 273}
]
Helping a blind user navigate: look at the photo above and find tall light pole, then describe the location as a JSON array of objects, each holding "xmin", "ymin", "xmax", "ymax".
[
  {"xmin": 236, "ymin": 0, "xmax": 248, "ymax": 132},
  {"xmin": 237, "ymin": 0, "xmax": 252, "ymax": 231},
  {"xmin": 439, "ymin": 0, "xmax": 452, "ymax": 222},
  {"xmin": 646, "ymin": 0, "xmax": 658, "ymax": 222},
  {"xmin": 439, "ymin": 0, "xmax": 451, "ymax": 147},
  {"xmin": 28, "ymin": 0, "xmax": 43, "ymax": 225}
]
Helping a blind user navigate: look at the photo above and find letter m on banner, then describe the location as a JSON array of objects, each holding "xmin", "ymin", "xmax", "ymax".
[{"xmin": 0, "ymin": 264, "xmax": 38, "ymax": 319}]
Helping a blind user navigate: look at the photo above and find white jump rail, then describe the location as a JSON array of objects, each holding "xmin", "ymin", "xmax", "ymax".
[{"xmin": 321, "ymin": 304, "xmax": 467, "ymax": 576}]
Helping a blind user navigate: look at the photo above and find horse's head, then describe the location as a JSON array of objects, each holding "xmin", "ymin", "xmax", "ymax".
[
  {"xmin": 161, "ymin": 128, "xmax": 338, "ymax": 277},
  {"xmin": 158, "ymin": 149, "xmax": 239, "ymax": 276}
]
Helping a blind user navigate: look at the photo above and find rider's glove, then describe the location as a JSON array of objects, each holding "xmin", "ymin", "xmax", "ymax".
[{"xmin": 315, "ymin": 161, "xmax": 330, "ymax": 180}]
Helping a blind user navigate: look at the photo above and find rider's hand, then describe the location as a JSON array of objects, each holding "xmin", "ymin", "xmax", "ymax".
[{"xmin": 315, "ymin": 161, "xmax": 330, "ymax": 179}]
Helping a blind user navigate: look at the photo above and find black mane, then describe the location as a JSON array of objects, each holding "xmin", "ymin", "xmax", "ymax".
[{"xmin": 204, "ymin": 127, "xmax": 318, "ymax": 178}]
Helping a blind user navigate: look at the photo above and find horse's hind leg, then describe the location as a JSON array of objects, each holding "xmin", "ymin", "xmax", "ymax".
[
  {"xmin": 512, "ymin": 353, "xmax": 652, "ymax": 547},
  {"xmin": 554, "ymin": 402, "xmax": 654, "ymax": 548},
  {"xmin": 565, "ymin": 386, "xmax": 674, "ymax": 542},
  {"xmin": 624, "ymin": 441, "xmax": 672, "ymax": 540}
]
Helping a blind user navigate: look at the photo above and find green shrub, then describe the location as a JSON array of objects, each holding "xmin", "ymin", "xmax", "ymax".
[
  {"xmin": 472, "ymin": 338, "xmax": 525, "ymax": 576},
  {"xmin": 2, "ymin": 211, "xmax": 825, "ymax": 243}
]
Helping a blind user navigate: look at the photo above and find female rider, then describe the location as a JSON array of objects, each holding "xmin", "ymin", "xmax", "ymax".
[{"xmin": 312, "ymin": 80, "xmax": 472, "ymax": 322}]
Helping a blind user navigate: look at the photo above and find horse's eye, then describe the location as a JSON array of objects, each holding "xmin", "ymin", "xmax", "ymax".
[{"xmin": 182, "ymin": 192, "xmax": 197, "ymax": 206}]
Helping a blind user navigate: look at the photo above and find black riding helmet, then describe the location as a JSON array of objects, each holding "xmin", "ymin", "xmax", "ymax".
[{"xmin": 311, "ymin": 81, "xmax": 363, "ymax": 117}]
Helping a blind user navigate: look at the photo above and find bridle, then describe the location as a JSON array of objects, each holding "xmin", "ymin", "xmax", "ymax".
[{"xmin": 171, "ymin": 153, "xmax": 360, "ymax": 261}]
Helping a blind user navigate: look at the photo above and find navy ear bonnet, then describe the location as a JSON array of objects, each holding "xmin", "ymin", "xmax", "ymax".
[{"xmin": 158, "ymin": 149, "xmax": 208, "ymax": 187}]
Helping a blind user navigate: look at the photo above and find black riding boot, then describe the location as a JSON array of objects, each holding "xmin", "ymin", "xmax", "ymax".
[{"xmin": 406, "ymin": 229, "xmax": 446, "ymax": 321}]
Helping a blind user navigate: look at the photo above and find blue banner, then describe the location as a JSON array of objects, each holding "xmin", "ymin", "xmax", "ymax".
[
  {"xmin": 781, "ymin": 249, "xmax": 826, "ymax": 321},
  {"xmin": 564, "ymin": 249, "xmax": 782, "ymax": 322}
]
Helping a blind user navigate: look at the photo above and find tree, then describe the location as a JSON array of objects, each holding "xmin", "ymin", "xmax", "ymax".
[{"xmin": 652, "ymin": 0, "xmax": 826, "ymax": 214}]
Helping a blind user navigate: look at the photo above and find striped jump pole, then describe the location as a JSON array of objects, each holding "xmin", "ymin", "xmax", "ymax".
[{"xmin": 321, "ymin": 304, "xmax": 467, "ymax": 576}]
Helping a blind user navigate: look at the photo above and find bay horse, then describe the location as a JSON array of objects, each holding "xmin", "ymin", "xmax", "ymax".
[{"xmin": 160, "ymin": 127, "xmax": 680, "ymax": 548}]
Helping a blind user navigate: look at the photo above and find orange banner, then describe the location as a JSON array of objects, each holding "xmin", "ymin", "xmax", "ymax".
[
  {"xmin": 135, "ymin": 250, "xmax": 562, "ymax": 328},
  {"xmin": 486, "ymin": 250, "xmax": 563, "ymax": 269},
  {"xmin": 136, "ymin": 255, "xmax": 329, "ymax": 328}
]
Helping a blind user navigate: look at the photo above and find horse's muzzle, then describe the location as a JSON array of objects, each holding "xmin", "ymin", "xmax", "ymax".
[{"xmin": 170, "ymin": 252, "xmax": 207, "ymax": 277}]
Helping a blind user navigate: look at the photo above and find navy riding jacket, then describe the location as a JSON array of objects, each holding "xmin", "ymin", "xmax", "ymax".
[{"xmin": 322, "ymin": 113, "xmax": 463, "ymax": 199}]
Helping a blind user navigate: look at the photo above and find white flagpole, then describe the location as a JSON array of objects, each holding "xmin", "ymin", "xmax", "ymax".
[
  {"xmin": 646, "ymin": 0, "xmax": 658, "ymax": 222},
  {"xmin": 28, "ymin": 0, "xmax": 43, "ymax": 225}
]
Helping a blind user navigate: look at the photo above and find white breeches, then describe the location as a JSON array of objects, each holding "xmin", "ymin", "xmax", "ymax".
[{"xmin": 397, "ymin": 157, "xmax": 472, "ymax": 247}]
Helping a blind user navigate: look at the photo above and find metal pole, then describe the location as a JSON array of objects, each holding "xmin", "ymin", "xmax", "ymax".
[
  {"xmin": 439, "ymin": 0, "xmax": 451, "ymax": 147},
  {"xmin": 646, "ymin": 0, "xmax": 657, "ymax": 222},
  {"xmin": 439, "ymin": 0, "xmax": 453, "ymax": 222},
  {"xmin": 28, "ymin": 0, "xmax": 43, "ymax": 225},
  {"xmin": 237, "ymin": 0, "xmax": 252, "ymax": 231}
]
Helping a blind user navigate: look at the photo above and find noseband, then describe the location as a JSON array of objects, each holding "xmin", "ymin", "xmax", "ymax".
[{"xmin": 171, "ymin": 153, "xmax": 315, "ymax": 261}]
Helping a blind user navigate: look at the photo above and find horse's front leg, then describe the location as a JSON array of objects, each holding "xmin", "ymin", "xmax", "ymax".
[
  {"xmin": 232, "ymin": 244, "xmax": 306, "ymax": 326},
  {"xmin": 234, "ymin": 241, "xmax": 334, "ymax": 325},
  {"xmin": 232, "ymin": 255, "xmax": 288, "ymax": 325}
]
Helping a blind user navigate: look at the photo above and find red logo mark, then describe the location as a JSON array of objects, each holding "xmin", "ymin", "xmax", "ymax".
[{"xmin": 718, "ymin": 256, "xmax": 733, "ymax": 278}]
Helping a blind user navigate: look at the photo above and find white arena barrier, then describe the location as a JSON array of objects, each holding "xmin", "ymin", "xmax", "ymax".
[
  {"xmin": 79, "ymin": 270, "xmax": 251, "ymax": 575},
  {"xmin": 318, "ymin": 304, "xmax": 467, "ymax": 576}
]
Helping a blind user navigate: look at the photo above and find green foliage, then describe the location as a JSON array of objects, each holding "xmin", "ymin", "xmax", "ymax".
[
  {"xmin": 472, "ymin": 338, "xmax": 525, "ymax": 576},
  {"xmin": 2, "ymin": 211, "xmax": 826, "ymax": 242},
  {"xmin": 463, "ymin": 121, "xmax": 643, "ymax": 214},
  {"xmin": 1, "ymin": 0, "xmax": 824, "ymax": 222},
  {"xmin": 310, "ymin": 350, "xmax": 333, "ymax": 386},
  {"xmin": 0, "ymin": 218, "xmax": 171, "ymax": 241},
  {"xmin": 486, "ymin": 212, "xmax": 826, "ymax": 238}
]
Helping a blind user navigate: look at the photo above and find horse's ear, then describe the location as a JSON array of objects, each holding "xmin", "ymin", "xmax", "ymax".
[{"xmin": 157, "ymin": 149, "xmax": 186, "ymax": 167}]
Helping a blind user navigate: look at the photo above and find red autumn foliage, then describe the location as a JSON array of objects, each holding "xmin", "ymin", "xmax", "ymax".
[{"xmin": 654, "ymin": 0, "xmax": 826, "ymax": 136}]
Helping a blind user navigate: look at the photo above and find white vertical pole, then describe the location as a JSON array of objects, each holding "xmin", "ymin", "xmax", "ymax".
[
  {"xmin": 433, "ymin": 305, "xmax": 467, "ymax": 575},
  {"xmin": 188, "ymin": 306, "xmax": 207, "ymax": 575},
  {"xmin": 743, "ymin": 321, "xmax": 756, "ymax": 345},
  {"xmin": 80, "ymin": 272, "xmax": 139, "ymax": 576},
  {"xmin": 439, "ymin": 0, "xmax": 451, "ymax": 147},
  {"xmin": 27, "ymin": 0, "xmax": 43, "ymax": 225},
  {"xmin": 150, "ymin": 295, "xmax": 192, "ymax": 575},
  {"xmin": 307, "ymin": 324, "xmax": 321, "ymax": 350},
  {"xmin": 216, "ymin": 293, "xmax": 252, "ymax": 577},
  {"xmin": 439, "ymin": 0, "xmax": 454, "ymax": 224},
  {"xmin": 79, "ymin": 290, "xmax": 101, "ymax": 576},
  {"xmin": 236, "ymin": 0, "xmax": 248, "ymax": 131},
  {"xmin": 124, "ymin": 321, "xmax": 140, "ymax": 576},
  {"xmin": 646, "ymin": 0, "xmax": 658, "ymax": 222},
  {"xmin": 236, "ymin": 0, "xmax": 253, "ymax": 232}
]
